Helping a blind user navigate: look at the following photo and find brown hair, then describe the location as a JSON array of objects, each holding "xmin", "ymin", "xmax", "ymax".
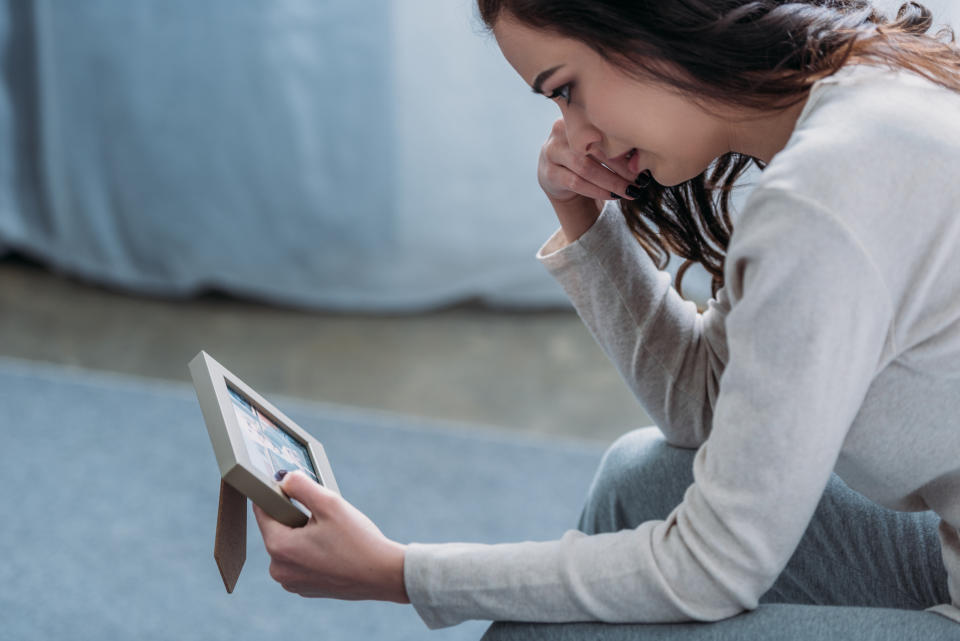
[{"xmin": 478, "ymin": 1, "xmax": 960, "ymax": 298}]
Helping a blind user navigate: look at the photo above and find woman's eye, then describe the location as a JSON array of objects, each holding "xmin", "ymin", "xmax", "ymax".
[{"xmin": 547, "ymin": 83, "xmax": 572, "ymax": 104}]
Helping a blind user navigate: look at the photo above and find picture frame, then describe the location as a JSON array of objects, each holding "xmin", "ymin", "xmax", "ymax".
[{"xmin": 189, "ymin": 350, "xmax": 340, "ymax": 527}]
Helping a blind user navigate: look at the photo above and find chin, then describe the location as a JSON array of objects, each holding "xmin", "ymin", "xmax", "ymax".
[
  {"xmin": 658, "ymin": 164, "xmax": 711, "ymax": 188},
  {"xmin": 656, "ymin": 173, "xmax": 686, "ymax": 188}
]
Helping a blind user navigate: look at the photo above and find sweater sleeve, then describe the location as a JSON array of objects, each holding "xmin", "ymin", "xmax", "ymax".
[
  {"xmin": 403, "ymin": 188, "xmax": 894, "ymax": 629},
  {"xmin": 537, "ymin": 200, "xmax": 732, "ymax": 448}
]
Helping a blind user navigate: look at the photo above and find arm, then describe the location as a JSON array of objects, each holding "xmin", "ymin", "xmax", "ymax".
[
  {"xmin": 405, "ymin": 189, "xmax": 894, "ymax": 628},
  {"xmin": 531, "ymin": 116, "xmax": 730, "ymax": 447},
  {"xmin": 539, "ymin": 199, "xmax": 732, "ymax": 447}
]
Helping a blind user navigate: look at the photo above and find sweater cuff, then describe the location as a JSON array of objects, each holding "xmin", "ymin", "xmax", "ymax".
[{"xmin": 404, "ymin": 542, "xmax": 458, "ymax": 630}]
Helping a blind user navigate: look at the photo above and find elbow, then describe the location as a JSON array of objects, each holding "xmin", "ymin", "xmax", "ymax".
[
  {"xmin": 661, "ymin": 431, "xmax": 705, "ymax": 450},
  {"xmin": 659, "ymin": 580, "xmax": 762, "ymax": 625},
  {"xmin": 652, "ymin": 521, "xmax": 778, "ymax": 624},
  {"xmin": 654, "ymin": 399, "xmax": 713, "ymax": 449},
  {"xmin": 694, "ymin": 586, "xmax": 761, "ymax": 622}
]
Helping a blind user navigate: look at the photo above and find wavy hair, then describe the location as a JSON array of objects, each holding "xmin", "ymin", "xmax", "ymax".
[{"xmin": 477, "ymin": 1, "xmax": 960, "ymax": 298}]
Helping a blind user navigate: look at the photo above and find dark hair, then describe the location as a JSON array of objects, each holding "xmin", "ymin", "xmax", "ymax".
[{"xmin": 477, "ymin": 1, "xmax": 960, "ymax": 299}]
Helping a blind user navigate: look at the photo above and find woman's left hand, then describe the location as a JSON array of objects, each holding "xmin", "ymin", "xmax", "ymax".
[{"xmin": 253, "ymin": 471, "xmax": 410, "ymax": 603}]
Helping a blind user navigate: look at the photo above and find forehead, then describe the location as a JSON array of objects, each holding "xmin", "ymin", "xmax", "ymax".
[{"xmin": 492, "ymin": 14, "xmax": 596, "ymax": 86}]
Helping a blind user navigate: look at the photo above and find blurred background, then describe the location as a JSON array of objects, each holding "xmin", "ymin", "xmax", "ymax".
[
  {"xmin": 0, "ymin": 0, "xmax": 666, "ymax": 444},
  {"xmin": 0, "ymin": 0, "xmax": 956, "ymax": 442}
]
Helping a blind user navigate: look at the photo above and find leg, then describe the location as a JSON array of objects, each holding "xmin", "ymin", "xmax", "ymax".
[
  {"xmin": 576, "ymin": 426, "xmax": 697, "ymax": 535},
  {"xmin": 762, "ymin": 474, "xmax": 950, "ymax": 609},
  {"xmin": 579, "ymin": 426, "xmax": 951, "ymax": 609},
  {"xmin": 483, "ymin": 426, "xmax": 956, "ymax": 640}
]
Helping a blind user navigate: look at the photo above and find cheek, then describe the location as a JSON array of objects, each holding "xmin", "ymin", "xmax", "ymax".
[
  {"xmin": 643, "ymin": 123, "xmax": 724, "ymax": 186},
  {"xmin": 594, "ymin": 91, "xmax": 722, "ymax": 175},
  {"xmin": 658, "ymin": 118, "xmax": 725, "ymax": 165},
  {"xmin": 656, "ymin": 112, "xmax": 710, "ymax": 151}
]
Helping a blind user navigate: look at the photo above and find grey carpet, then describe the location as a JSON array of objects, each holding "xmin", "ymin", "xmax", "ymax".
[{"xmin": 0, "ymin": 358, "xmax": 607, "ymax": 640}]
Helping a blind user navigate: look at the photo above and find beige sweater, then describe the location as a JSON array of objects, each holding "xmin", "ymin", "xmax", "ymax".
[{"xmin": 403, "ymin": 64, "xmax": 960, "ymax": 629}]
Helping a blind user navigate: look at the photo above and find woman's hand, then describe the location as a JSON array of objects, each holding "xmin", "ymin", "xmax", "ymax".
[
  {"xmin": 253, "ymin": 471, "xmax": 410, "ymax": 604},
  {"xmin": 538, "ymin": 118, "xmax": 638, "ymax": 242},
  {"xmin": 538, "ymin": 118, "xmax": 637, "ymax": 203}
]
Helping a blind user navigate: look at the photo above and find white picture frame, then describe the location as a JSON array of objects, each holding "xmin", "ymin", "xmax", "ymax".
[{"xmin": 189, "ymin": 350, "xmax": 340, "ymax": 527}]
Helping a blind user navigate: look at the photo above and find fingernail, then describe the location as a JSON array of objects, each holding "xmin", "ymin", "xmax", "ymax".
[
  {"xmin": 609, "ymin": 192, "xmax": 620, "ymax": 200},
  {"xmin": 274, "ymin": 469, "xmax": 288, "ymax": 482},
  {"xmin": 625, "ymin": 185, "xmax": 644, "ymax": 199},
  {"xmin": 635, "ymin": 172, "xmax": 651, "ymax": 188}
]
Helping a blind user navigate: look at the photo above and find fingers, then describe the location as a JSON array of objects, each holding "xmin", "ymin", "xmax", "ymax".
[
  {"xmin": 590, "ymin": 146, "xmax": 637, "ymax": 185},
  {"xmin": 253, "ymin": 502, "xmax": 292, "ymax": 552},
  {"xmin": 591, "ymin": 151, "xmax": 640, "ymax": 184},
  {"xmin": 279, "ymin": 470, "xmax": 338, "ymax": 517},
  {"xmin": 544, "ymin": 150, "xmax": 635, "ymax": 201},
  {"xmin": 254, "ymin": 470, "xmax": 338, "ymax": 551},
  {"xmin": 549, "ymin": 165, "xmax": 620, "ymax": 202},
  {"xmin": 580, "ymin": 154, "xmax": 636, "ymax": 198},
  {"xmin": 253, "ymin": 503, "xmax": 289, "ymax": 537},
  {"xmin": 541, "ymin": 123, "xmax": 638, "ymax": 201}
]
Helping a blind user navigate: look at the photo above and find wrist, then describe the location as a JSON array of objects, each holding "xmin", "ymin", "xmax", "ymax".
[
  {"xmin": 548, "ymin": 195, "xmax": 604, "ymax": 244},
  {"xmin": 382, "ymin": 541, "xmax": 410, "ymax": 604}
]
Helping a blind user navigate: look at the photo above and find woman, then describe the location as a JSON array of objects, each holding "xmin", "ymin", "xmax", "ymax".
[{"xmin": 254, "ymin": 1, "xmax": 960, "ymax": 637}]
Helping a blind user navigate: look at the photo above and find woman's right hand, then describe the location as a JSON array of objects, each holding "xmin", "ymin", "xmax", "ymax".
[{"xmin": 537, "ymin": 118, "xmax": 638, "ymax": 242}]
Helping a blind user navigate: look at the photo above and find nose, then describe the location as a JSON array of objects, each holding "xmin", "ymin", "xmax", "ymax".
[{"xmin": 562, "ymin": 106, "xmax": 603, "ymax": 157}]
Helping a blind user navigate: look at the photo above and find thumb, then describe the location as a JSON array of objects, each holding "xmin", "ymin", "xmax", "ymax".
[{"xmin": 277, "ymin": 469, "xmax": 334, "ymax": 515}]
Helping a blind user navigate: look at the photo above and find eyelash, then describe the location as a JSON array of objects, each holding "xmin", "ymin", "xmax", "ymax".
[{"xmin": 547, "ymin": 83, "xmax": 573, "ymax": 105}]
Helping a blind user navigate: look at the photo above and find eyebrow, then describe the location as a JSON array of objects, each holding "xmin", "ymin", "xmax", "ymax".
[{"xmin": 531, "ymin": 65, "xmax": 564, "ymax": 95}]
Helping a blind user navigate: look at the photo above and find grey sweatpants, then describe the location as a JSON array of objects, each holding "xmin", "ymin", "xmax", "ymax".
[{"xmin": 482, "ymin": 427, "xmax": 959, "ymax": 640}]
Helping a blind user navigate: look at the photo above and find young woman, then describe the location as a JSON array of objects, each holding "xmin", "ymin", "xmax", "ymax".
[{"xmin": 253, "ymin": 1, "xmax": 960, "ymax": 637}]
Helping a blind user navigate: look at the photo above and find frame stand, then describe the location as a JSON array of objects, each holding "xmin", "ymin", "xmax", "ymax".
[{"xmin": 214, "ymin": 480, "xmax": 247, "ymax": 593}]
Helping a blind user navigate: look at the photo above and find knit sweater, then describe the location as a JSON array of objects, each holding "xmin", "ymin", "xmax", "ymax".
[{"xmin": 403, "ymin": 64, "xmax": 960, "ymax": 629}]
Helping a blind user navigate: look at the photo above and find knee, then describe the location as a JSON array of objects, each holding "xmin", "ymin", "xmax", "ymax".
[
  {"xmin": 590, "ymin": 427, "xmax": 691, "ymax": 500},
  {"xmin": 579, "ymin": 427, "xmax": 696, "ymax": 533}
]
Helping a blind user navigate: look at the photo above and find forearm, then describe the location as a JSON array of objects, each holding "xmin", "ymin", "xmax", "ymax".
[
  {"xmin": 538, "ymin": 202, "xmax": 728, "ymax": 447},
  {"xmin": 404, "ymin": 520, "xmax": 761, "ymax": 629}
]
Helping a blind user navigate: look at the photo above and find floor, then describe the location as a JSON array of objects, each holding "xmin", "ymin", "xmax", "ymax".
[{"xmin": 0, "ymin": 256, "xmax": 651, "ymax": 444}]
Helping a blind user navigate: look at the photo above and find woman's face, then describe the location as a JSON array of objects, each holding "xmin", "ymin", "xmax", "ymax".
[{"xmin": 493, "ymin": 14, "xmax": 738, "ymax": 187}]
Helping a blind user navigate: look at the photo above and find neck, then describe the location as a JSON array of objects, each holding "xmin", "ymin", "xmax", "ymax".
[{"xmin": 725, "ymin": 97, "xmax": 809, "ymax": 164}]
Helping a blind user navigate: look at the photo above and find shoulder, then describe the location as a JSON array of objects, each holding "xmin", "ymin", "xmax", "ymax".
[
  {"xmin": 733, "ymin": 65, "xmax": 960, "ymax": 293},
  {"xmin": 761, "ymin": 65, "xmax": 960, "ymax": 198}
]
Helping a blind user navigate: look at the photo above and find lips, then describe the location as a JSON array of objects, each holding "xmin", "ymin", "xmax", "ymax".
[
  {"xmin": 626, "ymin": 149, "xmax": 641, "ymax": 175},
  {"xmin": 607, "ymin": 147, "xmax": 641, "ymax": 174}
]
